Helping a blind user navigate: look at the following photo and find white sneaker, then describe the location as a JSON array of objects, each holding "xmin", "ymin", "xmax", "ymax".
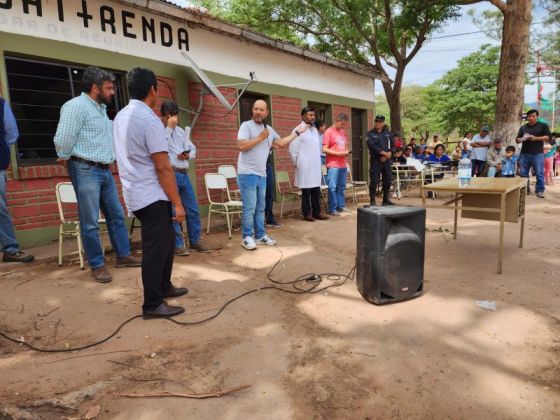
[
  {"xmin": 256, "ymin": 235, "xmax": 276, "ymax": 246},
  {"xmin": 241, "ymin": 236, "xmax": 257, "ymax": 250}
]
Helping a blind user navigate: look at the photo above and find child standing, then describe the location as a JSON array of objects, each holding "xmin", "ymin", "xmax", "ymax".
[
  {"xmin": 501, "ymin": 145, "xmax": 519, "ymax": 177},
  {"xmin": 544, "ymin": 140, "xmax": 557, "ymax": 185}
]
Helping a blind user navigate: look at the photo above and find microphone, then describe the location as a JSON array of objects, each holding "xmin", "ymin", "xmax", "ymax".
[{"xmin": 262, "ymin": 120, "xmax": 267, "ymax": 129}]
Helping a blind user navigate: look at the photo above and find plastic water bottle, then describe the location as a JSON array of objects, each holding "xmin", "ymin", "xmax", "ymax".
[{"xmin": 458, "ymin": 157, "xmax": 472, "ymax": 188}]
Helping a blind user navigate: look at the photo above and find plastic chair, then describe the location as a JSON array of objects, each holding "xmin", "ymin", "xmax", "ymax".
[
  {"xmin": 275, "ymin": 171, "xmax": 301, "ymax": 221},
  {"xmin": 55, "ymin": 182, "xmax": 107, "ymax": 269},
  {"xmin": 347, "ymin": 163, "xmax": 369, "ymax": 203},
  {"xmin": 320, "ymin": 165, "xmax": 329, "ymax": 211},
  {"xmin": 217, "ymin": 164, "xmax": 240, "ymax": 200},
  {"xmin": 205, "ymin": 173, "xmax": 242, "ymax": 239}
]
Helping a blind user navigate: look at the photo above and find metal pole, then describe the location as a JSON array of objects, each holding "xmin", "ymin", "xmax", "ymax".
[
  {"xmin": 537, "ymin": 50, "xmax": 541, "ymax": 113},
  {"xmin": 552, "ymin": 70, "xmax": 557, "ymax": 132}
]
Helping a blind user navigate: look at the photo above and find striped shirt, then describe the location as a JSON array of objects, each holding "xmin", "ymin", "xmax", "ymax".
[{"xmin": 54, "ymin": 93, "xmax": 114, "ymax": 164}]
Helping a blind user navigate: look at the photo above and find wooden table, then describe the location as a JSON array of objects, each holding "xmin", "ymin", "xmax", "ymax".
[{"xmin": 421, "ymin": 177, "xmax": 527, "ymax": 274}]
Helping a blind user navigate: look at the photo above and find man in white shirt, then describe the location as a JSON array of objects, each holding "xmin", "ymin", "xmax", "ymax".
[
  {"xmin": 237, "ymin": 100, "xmax": 306, "ymax": 250},
  {"xmin": 289, "ymin": 107, "xmax": 330, "ymax": 222},
  {"xmin": 470, "ymin": 126, "xmax": 492, "ymax": 176},
  {"xmin": 113, "ymin": 68, "xmax": 187, "ymax": 319},
  {"xmin": 461, "ymin": 131, "xmax": 473, "ymax": 159},
  {"xmin": 160, "ymin": 100, "xmax": 210, "ymax": 256}
]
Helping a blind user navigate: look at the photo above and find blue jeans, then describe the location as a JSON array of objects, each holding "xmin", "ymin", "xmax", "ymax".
[
  {"xmin": 237, "ymin": 174, "xmax": 266, "ymax": 239},
  {"xmin": 67, "ymin": 160, "xmax": 131, "ymax": 269},
  {"xmin": 326, "ymin": 167, "xmax": 347, "ymax": 213},
  {"xmin": 519, "ymin": 153, "xmax": 545, "ymax": 193},
  {"xmin": 173, "ymin": 171, "xmax": 202, "ymax": 248},
  {"xmin": 0, "ymin": 171, "xmax": 19, "ymax": 254}
]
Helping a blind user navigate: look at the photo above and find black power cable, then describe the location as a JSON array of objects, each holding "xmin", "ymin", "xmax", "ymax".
[{"xmin": 0, "ymin": 245, "xmax": 356, "ymax": 353}]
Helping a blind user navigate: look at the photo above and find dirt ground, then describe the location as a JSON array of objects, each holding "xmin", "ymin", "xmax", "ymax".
[{"xmin": 1, "ymin": 181, "xmax": 559, "ymax": 420}]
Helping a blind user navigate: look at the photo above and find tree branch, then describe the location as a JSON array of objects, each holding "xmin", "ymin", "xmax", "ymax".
[
  {"xmin": 454, "ymin": 0, "xmax": 507, "ymax": 14},
  {"xmin": 404, "ymin": 14, "xmax": 432, "ymax": 65},
  {"xmin": 383, "ymin": 0, "xmax": 404, "ymax": 63}
]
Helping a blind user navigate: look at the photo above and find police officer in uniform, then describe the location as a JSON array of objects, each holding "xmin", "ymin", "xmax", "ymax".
[{"xmin": 366, "ymin": 115, "xmax": 395, "ymax": 206}]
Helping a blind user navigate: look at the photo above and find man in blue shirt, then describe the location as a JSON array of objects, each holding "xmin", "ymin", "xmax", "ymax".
[
  {"xmin": 0, "ymin": 98, "xmax": 34, "ymax": 263},
  {"xmin": 54, "ymin": 67, "xmax": 140, "ymax": 283}
]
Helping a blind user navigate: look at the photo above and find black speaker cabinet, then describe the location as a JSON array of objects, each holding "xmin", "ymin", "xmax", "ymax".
[{"xmin": 356, "ymin": 206, "xmax": 425, "ymax": 305}]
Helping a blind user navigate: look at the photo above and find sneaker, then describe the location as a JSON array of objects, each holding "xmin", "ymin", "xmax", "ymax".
[
  {"xmin": 2, "ymin": 251, "xmax": 34, "ymax": 263},
  {"xmin": 328, "ymin": 211, "xmax": 340, "ymax": 216},
  {"xmin": 536, "ymin": 191, "xmax": 545, "ymax": 198},
  {"xmin": 256, "ymin": 235, "xmax": 276, "ymax": 246},
  {"xmin": 175, "ymin": 247, "xmax": 190, "ymax": 256},
  {"xmin": 337, "ymin": 207, "xmax": 352, "ymax": 213},
  {"xmin": 241, "ymin": 236, "xmax": 257, "ymax": 250}
]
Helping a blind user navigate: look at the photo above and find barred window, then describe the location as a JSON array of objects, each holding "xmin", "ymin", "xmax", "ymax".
[{"xmin": 4, "ymin": 55, "xmax": 126, "ymax": 165}]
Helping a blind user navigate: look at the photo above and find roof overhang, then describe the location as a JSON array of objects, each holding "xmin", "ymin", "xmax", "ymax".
[{"xmin": 116, "ymin": 0, "xmax": 391, "ymax": 83}]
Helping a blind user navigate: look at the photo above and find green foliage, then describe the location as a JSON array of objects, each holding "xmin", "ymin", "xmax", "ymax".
[{"xmin": 425, "ymin": 45, "xmax": 500, "ymax": 134}]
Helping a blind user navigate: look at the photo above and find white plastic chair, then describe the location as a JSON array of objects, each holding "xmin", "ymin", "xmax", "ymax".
[
  {"xmin": 205, "ymin": 173, "xmax": 242, "ymax": 239},
  {"xmin": 347, "ymin": 163, "xmax": 368, "ymax": 203},
  {"xmin": 217, "ymin": 164, "xmax": 240, "ymax": 199},
  {"xmin": 56, "ymin": 182, "xmax": 106, "ymax": 269}
]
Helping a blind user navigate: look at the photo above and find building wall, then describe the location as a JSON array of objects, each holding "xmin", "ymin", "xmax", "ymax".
[{"xmin": 0, "ymin": 33, "xmax": 374, "ymax": 247}]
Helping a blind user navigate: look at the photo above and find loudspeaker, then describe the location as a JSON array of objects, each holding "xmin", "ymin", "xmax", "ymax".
[{"xmin": 356, "ymin": 206, "xmax": 425, "ymax": 305}]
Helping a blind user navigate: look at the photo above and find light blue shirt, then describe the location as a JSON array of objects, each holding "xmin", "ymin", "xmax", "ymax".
[
  {"xmin": 54, "ymin": 93, "xmax": 114, "ymax": 164},
  {"xmin": 112, "ymin": 100, "xmax": 169, "ymax": 214},
  {"xmin": 3, "ymin": 100, "xmax": 19, "ymax": 146},
  {"xmin": 166, "ymin": 126, "xmax": 196, "ymax": 169}
]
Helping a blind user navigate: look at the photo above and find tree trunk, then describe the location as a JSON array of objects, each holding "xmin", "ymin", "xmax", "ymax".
[
  {"xmin": 381, "ymin": 67, "xmax": 405, "ymax": 136},
  {"xmin": 494, "ymin": 0, "xmax": 532, "ymax": 145}
]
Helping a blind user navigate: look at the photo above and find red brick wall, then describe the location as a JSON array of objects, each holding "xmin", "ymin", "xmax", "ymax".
[
  {"xmin": 271, "ymin": 95, "xmax": 303, "ymax": 179},
  {"xmin": 188, "ymin": 82, "xmax": 240, "ymax": 203},
  {"xmin": 4, "ymin": 75, "xmax": 176, "ymax": 231}
]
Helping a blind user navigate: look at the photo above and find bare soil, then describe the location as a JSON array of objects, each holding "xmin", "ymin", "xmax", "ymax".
[{"xmin": 1, "ymin": 182, "xmax": 559, "ymax": 419}]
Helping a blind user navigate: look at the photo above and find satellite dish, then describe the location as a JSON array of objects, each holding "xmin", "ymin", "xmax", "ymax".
[{"xmin": 181, "ymin": 52, "xmax": 234, "ymax": 111}]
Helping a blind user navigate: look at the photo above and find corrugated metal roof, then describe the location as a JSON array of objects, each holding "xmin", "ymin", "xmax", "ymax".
[{"xmin": 116, "ymin": 0, "xmax": 388, "ymax": 82}]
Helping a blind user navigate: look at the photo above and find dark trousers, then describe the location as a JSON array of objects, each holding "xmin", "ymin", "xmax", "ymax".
[
  {"xmin": 369, "ymin": 159, "xmax": 392, "ymax": 200},
  {"xmin": 301, "ymin": 187, "xmax": 321, "ymax": 217},
  {"xmin": 133, "ymin": 200, "xmax": 175, "ymax": 312},
  {"xmin": 471, "ymin": 159, "xmax": 486, "ymax": 177},
  {"xmin": 265, "ymin": 163, "xmax": 277, "ymax": 224}
]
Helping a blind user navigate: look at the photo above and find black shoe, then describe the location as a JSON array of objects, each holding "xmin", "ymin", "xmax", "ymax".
[
  {"xmin": 163, "ymin": 286, "xmax": 189, "ymax": 298},
  {"xmin": 143, "ymin": 302, "xmax": 185, "ymax": 319},
  {"xmin": 2, "ymin": 251, "xmax": 34, "ymax": 263},
  {"xmin": 369, "ymin": 200, "xmax": 377, "ymax": 207},
  {"xmin": 382, "ymin": 197, "xmax": 395, "ymax": 206}
]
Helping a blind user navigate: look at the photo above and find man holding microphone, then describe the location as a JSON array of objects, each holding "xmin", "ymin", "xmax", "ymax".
[{"xmin": 237, "ymin": 100, "xmax": 307, "ymax": 250}]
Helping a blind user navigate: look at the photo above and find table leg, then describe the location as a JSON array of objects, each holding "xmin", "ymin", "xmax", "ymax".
[
  {"xmin": 519, "ymin": 216, "xmax": 525, "ymax": 248},
  {"xmin": 497, "ymin": 193, "xmax": 506, "ymax": 274},
  {"xmin": 453, "ymin": 192, "xmax": 458, "ymax": 240}
]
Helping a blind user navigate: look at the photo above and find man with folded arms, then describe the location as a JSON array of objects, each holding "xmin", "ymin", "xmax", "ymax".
[
  {"xmin": 54, "ymin": 66, "xmax": 140, "ymax": 283},
  {"xmin": 113, "ymin": 67, "xmax": 188, "ymax": 319}
]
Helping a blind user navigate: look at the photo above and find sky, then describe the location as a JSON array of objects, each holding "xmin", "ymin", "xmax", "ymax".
[{"xmin": 169, "ymin": 0, "xmax": 554, "ymax": 104}]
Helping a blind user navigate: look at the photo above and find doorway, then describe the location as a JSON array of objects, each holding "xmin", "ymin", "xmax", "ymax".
[{"xmin": 351, "ymin": 109, "xmax": 365, "ymax": 181}]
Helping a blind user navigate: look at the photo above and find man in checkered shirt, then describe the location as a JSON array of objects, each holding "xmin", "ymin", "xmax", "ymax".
[{"xmin": 54, "ymin": 66, "xmax": 140, "ymax": 283}]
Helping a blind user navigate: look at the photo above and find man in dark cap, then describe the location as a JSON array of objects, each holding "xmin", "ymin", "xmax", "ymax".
[{"xmin": 366, "ymin": 115, "xmax": 394, "ymax": 206}]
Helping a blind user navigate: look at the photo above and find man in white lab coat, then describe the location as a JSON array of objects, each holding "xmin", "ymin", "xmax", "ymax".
[{"xmin": 289, "ymin": 107, "xmax": 329, "ymax": 222}]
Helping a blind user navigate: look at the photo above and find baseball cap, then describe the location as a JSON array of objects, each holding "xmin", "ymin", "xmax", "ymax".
[{"xmin": 375, "ymin": 115, "xmax": 385, "ymax": 122}]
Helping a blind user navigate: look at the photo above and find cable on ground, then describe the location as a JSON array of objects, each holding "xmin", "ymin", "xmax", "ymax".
[{"xmin": 0, "ymin": 245, "xmax": 356, "ymax": 352}]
